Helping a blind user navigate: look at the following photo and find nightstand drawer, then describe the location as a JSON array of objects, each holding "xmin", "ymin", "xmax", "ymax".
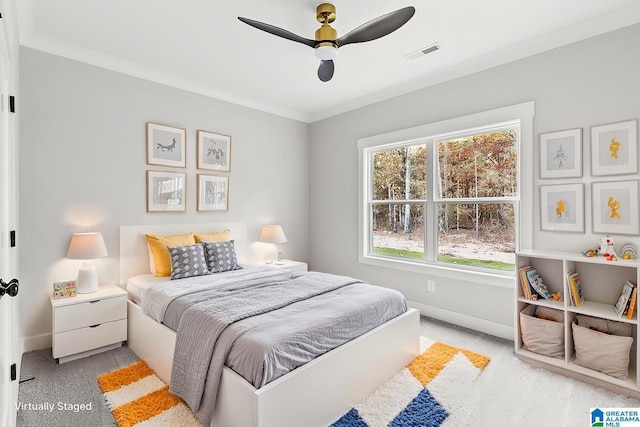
[
  {"xmin": 54, "ymin": 295, "xmax": 126, "ymax": 333},
  {"xmin": 53, "ymin": 319, "xmax": 127, "ymax": 359}
]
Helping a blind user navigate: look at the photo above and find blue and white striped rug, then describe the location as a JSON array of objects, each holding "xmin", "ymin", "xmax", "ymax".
[{"xmin": 330, "ymin": 337, "xmax": 490, "ymax": 427}]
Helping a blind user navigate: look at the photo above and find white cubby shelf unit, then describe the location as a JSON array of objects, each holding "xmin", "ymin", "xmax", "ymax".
[{"xmin": 515, "ymin": 249, "xmax": 640, "ymax": 394}]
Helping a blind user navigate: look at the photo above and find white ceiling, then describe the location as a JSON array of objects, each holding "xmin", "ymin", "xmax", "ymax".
[{"xmin": 16, "ymin": 0, "xmax": 640, "ymax": 123}]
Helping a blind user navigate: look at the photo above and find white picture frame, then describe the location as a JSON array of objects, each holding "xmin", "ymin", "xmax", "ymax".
[
  {"xmin": 146, "ymin": 170, "xmax": 186, "ymax": 212},
  {"xmin": 540, "ymin": 183, "xmax": 584, "ymax": 232},
  {"xmin": 197, "ymin": 130, "xmax": 231, "ymax": 172},
  {"xmin": 540, "ymin": 128, "xmax": 582, "ymax": 178},
  {"xmin": 591, "ymin": 119, "xmax": 638, "ymax": 176},
  {"xmin": 146, "ymin": 122, "xmax": 187, "ymax": 168},
  {"xmin": 592, "ymin": 180, "xmax": 639, "ymax": 235},
  {"xmin": 197, "ymin": 174, "xmax": 229, "ymax": 211}
]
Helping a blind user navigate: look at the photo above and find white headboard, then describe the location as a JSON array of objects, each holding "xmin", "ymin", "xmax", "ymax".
[{"xmin": 119, "ymin": 222, "xmax": 248, "ymax": 283}]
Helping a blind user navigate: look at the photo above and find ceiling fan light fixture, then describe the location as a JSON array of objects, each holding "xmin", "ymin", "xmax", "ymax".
[
  {"xmin": 238, "ymin": 4, "xmax": 416, "ymax": 82},
  {"xmin": 315, "ymin": 44, "xmax": 338, "ymax": 60}
]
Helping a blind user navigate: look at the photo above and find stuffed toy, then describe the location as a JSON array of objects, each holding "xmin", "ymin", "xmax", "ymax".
[{"xmin": 599, "ymin": 235, "xmax": 617, "ymax": 257}]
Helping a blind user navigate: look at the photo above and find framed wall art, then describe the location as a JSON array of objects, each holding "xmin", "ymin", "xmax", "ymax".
[
  {"xmin": 197, "ymin": 174, "xmax": 229, "ymax": 211},
  {"xmin": 147, "ymin": 170, "xmax": 186, "ymax": 212},
  {"xmin": 197, "ymin": 130, "xmax": 231, "ymax": 172},
  {"xmin": 540, "ymin": 183, "xmax": 584, "ymax": 232},
  {"xmin": 539, "ymin": 128, "xmax": 582, "ymax": 178},
  {"xmin": 147, "ymin": 122, "xmax": 186, "ymax": 168},
  {"xmin": 591, "ymin": 119, "xmax": 638, "ymax": 176},
  {"xmin": 592, "ymin": 180, "xmax": 639, "ymax": 235}
]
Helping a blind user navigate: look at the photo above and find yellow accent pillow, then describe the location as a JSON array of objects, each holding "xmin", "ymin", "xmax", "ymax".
[
  {"xmin": 145, "ymin": 233, "xmax": 196, "ymax": 277},
  {"xmin": 193, "ymin": 229, "xmax": 231, "ymax": 243}
]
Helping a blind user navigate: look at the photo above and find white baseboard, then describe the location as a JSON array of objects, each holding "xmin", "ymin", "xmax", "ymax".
[
  {"xmin": 408, "ymin": 300, "xmax": 514, "ymax": 341},
  {"xmin": 23, "ymin": 333, "xmax": 52, "ymax": 353}
]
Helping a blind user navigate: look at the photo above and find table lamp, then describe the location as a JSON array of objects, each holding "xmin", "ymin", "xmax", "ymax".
[
  {"xmin": 66, "ymin": 232, "xmax": 108, "ymax": 293},
  {"xmin": 259, "ymin": 225, "xmax": 287, "ymax": 264}
]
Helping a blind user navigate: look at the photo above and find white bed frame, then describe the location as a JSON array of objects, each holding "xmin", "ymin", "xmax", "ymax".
[{"xmin": 120, "ymin": 223, "xmax": 420, "ymax": 427}]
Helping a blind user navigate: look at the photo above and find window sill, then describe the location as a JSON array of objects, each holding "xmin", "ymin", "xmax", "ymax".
[{"xmin": 359, "ymin": 254, "xmax": 515, "ymax": 289}]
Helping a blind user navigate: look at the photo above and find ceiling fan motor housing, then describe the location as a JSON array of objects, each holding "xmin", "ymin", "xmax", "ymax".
[
  {"xmin": 315, "ymin": 3, "xmax": 338, "ymax": 59},
  {"xmin": 315, "ymin": 25, "xmax": 337, "ymax": 46}
]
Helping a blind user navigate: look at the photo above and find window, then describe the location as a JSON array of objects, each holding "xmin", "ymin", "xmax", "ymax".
[
  {"xmin": 371, "ymin": 144, "xmax": 427, "ymax": 259},
  {"xmin": 358, "ymin": 102, "xmax": 534, "ymax": 280},
  {"xmin": 435, "ymin": 127, "xmax": 518, "ymax": 271}
]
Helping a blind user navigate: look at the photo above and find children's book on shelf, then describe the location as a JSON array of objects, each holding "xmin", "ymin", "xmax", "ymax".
[
  {"xmin": 624, "ymin": 283, "xmax": 638, "ymax": 319},
  {"xmin": 614, "ymin": 281, "xmax": 636, "ymax": 317},
  {"xmin": 519, "ymin": 266, "xmax": 533, "ymax": 299},
  {"xmin": 566, "ymin": 271, "xmax": 584, "ymax": 307},
  {"xmin": 518, "ymin": 266, "xmax": 552, "ymax": 300}
]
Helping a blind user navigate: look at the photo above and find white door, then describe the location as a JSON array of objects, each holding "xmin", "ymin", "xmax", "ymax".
[{"xmin": 0, "ymin": 2, "xmax": 19, "ymax": 426}]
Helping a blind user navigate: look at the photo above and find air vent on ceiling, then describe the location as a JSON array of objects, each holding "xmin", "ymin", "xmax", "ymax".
[{"xmin": 404, "ymin": 43, "xmax": 441, "ymax": 60}]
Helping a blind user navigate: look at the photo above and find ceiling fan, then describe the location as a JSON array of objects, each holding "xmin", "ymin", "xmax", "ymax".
[{"xmin": 238, "ymin": 3, "xmax": 415, "ymax": 82}]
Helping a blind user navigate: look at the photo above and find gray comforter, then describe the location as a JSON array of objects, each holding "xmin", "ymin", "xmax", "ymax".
[{"xmin": 141, "ymin": 266, "xmax": 407, "ymax": 426}]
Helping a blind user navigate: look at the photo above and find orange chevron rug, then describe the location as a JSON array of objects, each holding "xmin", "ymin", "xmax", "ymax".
[
  {"xmin": 99, "ymin": 338, "xmax": 489, "ymax": 427},
  {"xmin": 331, "ymin": 337, "xmax": 491, "ymax": 426},
  {"xmin": 97, "ymin": 360, "xmax": 201, "ymax": 427}
]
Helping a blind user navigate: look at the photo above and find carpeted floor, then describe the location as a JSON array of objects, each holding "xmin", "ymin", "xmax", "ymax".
[
  {"xmin": 16, "ymin": 316, "xmax": 640, "ymax": 426},
  {"xmin": 17, "ymin": 344, "xmax": 138, "ymax": 426},
  {"xmin": 423, "ymin": 317, "xmax": 640, "ymax": 426}
]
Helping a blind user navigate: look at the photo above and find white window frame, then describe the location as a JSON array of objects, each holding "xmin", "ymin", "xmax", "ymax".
[{"xmin": 357, "ymin": 102, "xmax": 534, "ymax": 288}]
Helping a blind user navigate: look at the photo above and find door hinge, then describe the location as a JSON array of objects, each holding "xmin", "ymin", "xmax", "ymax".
[
  {"xmin": 9, "ymin": 96, "xmax": 15, "ymax": 113},
  {"xmin": 11, "ymin": 364, "xmax": 16, "ymax": 381},
  {"xmin": 10, "ymin": 230, "xmax": 15, "ymax": 247}
]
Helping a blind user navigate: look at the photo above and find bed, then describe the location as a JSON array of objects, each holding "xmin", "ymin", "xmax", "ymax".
[{"xmin": 120, "ymin": 222, "xmax": 420, "ymax": 427}]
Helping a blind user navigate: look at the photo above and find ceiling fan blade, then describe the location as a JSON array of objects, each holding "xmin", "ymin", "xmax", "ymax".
[
  {"xmin": 238, "ymin": 17, "xmax": 316, "ymax": 48},
  {"xmin": 318, "ymin": 60, "xmax": 335, "ymax": 82},
  {"xmin": 336, "ymin": 6, "xmax": 415, "ymax": 47}
]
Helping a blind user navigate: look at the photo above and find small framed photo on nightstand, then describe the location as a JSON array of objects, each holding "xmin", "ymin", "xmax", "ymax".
[{"xmin": 53, "ymin": 280, "xmax": 77, "ymax": 299}]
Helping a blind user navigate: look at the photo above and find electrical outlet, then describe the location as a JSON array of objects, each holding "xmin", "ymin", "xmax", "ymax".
[{"xmin": 427, "ymin": 280, "xmax": 436, "ymax": 292}]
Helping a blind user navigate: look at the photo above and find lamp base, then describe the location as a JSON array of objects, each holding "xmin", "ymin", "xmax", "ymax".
[
  {"xmin": 264, "ymin": 244, "xmax": 278, "ymax": 264},
  {"xmin": 76, "ymin": 261, "xmax": 99, "ymax": 293}
]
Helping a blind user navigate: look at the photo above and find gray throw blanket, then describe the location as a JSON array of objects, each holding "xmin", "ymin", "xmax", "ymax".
[{"xmin": 168, "ymin": 270, "xmax": 365, "ymax": 426}]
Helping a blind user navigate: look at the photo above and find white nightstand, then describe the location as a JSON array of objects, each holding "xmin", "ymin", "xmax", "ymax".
[
  {"xmin": 50, "ymin": 284, "xmax": 127, "ymax": 363},
  {"xmin": 265, "ymin": 259, "xmax": 308, "ymax": 272}
]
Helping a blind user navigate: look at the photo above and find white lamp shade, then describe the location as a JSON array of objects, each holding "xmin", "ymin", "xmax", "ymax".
[
  {"xmin": 67, "ymin": 232, "xmax": 108, "ymax": 259},
  {"xmin": 67, "ymin": 232, "xmax": 108, "ymax": 294},
  {"xmin": 259, "ymin": 225, "xmax": 287, "ymax": 244}
]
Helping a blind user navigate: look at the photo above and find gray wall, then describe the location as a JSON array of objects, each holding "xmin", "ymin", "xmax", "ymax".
[
  {"xmin": 309, "ymin": 24, "xmax": 640, "ymax": 335},
  {"xmin": 18, "ymin": 24, "xmax": 640, "ymax": 347},
  {"xmin": 19, "ymin": 48, "xmax": 309, "ymax": 348}
]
